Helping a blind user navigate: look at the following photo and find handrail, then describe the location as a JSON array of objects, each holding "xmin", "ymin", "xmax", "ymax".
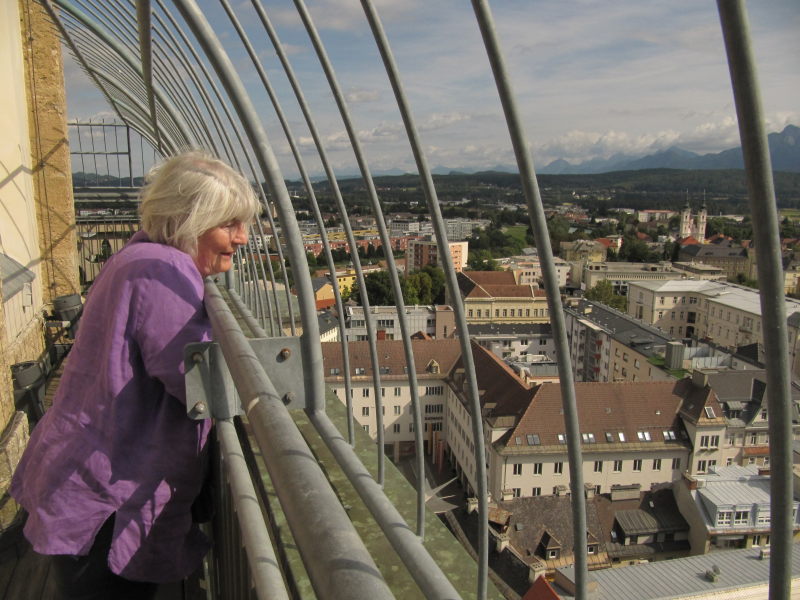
[{"xmin": 203, "ymin": 280, "xmax": 394, "ymax": 600}]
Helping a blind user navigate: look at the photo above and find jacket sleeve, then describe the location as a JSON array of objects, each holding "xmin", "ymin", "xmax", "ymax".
[{"xmin": 131, "ymin": 257, "xmax": 211, "ymax": 404}]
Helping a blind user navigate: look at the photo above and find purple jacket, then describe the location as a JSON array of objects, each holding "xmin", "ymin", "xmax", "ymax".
[{"xmin": 11, "ymin": 231, "xmax": 213, "ymax": 583}]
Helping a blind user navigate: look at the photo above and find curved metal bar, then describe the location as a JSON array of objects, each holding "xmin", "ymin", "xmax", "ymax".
[
  {"xmin": 52, "ymin": 0, "xmax": 194, "ymax": 147},
  {"xmin": 470, "ymin": 2, "xmax": 587, "ymax": 598},
  {"xmin": 291, "ymin": 0, "xmax": 427, "ymax": 490},
  {"xmin": 171, "ymin": 0, "xmax": 325, "ymax": 410},
  {"xmin": 249, "ymin": 0, "xmax": 388, "ymax": 464},
  {"xmin": 358, "ymin": 0, "xmax": 487, "ymax": 579},
  {"xmin": 716, "ymin": 3, "xmax": 792, "ymax": 598},
  {"xmin": 135, "ymin": 0, "xmax": 162, "ymax": 152},
  {"xmin": 40, "ymin": 1, "xmax": 135, "ymax": 149},
  {"xmin": 220, "ymin": 0, "xmax": 355, "ymax": 442},
  {"xmin": 153, "ymin": 0, "xmax": 290, "ymax": 329},
  {"xmin": 81, "ymin": 0, "xmax": 216, "ymax": 153}
]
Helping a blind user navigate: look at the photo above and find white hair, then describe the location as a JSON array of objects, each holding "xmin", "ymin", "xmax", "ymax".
[{"xmin": 139, "ymin": 150, "xmax": 260, "ymax": 255}]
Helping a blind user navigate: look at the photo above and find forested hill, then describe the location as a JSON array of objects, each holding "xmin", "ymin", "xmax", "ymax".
[{"xmin": 310, "ymin": 169, "xmax": 800, "ymax": 213}]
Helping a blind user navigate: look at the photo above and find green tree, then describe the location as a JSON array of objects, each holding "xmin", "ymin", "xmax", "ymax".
[
  {"xmin": 584, "ymin": 280, "xmax": 627, "ymax": 311},
  {"xmin": 422, "ymin": 265, "xmax": 446, "ymax": 303},
  {"xmin": 349, "ymin": 271, "xmax": 397, "ymax": 305}
]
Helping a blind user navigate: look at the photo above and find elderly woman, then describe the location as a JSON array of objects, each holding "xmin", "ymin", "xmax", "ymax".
[{"xmin": 11, "ymin": 151, "xmax": 259, "ymax": 598}]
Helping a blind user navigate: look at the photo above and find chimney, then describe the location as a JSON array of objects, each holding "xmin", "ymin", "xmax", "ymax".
[{"xmin": 692, "ymin": 369, "xmax": 709, "ymax": 388}]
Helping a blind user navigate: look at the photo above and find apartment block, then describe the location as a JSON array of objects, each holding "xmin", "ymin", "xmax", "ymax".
[
  {"xmin": 444, "ymin": 343, "xmax": 697, "ymax": 500},
  {"xmin": 627, "ymin": 280, "xmax": 800, "ymax": 378},
  {"xmin": 455, "ymin": 271, "xmax": 550, "ymax": 325},
  {"xmin": 565, "ymin": 300, "xmax": 674, "ymax": 383},
  {"xmin": 673, "ymin": 465, "xmax": 800, "ymax": 554},
  {"xmin": 582, "ymin": 262, "xmax": 684, "ymax": 295},
  {"xmin": 322, "ymin": 339, "xmax": 461, "ymax": 459},
  {"xmin": 467, "ymin": 322, "xmax": 555, "ymax": 362},
  {"xmin": 406, "ymin": 237, "xmax": 468, "ymax": 273},
  {"xmin": 344, "ymin": 304, "xmax": 455, "ymax": 341}
]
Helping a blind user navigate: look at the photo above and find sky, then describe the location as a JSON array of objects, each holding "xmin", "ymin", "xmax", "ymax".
[{"xmin": 62, "ymin": 0, "xmax": 799, "ymax": 179}]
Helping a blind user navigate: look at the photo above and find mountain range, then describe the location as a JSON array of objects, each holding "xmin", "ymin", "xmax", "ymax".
[{"xmin": 424, "ymin": 124, "xmax": 799, "ymax": 176}]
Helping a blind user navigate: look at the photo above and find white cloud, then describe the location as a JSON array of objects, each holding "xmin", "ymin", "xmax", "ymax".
[{"xmin": 345, "ymin": 88, "xmax": 380, "ymax": 103}]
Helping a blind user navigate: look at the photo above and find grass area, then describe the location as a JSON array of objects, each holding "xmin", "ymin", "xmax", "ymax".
[
  {"xmin": 502, "ymin": 224, "xmax": 529, "ymax": 245},
  {"xmin": 780, "ymin": 209, "xmax": 800, "ymax": 220}
]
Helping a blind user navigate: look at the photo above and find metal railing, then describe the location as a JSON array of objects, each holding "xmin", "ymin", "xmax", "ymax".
[{"xmin": 41, "ymin": 0, "xmax": 793, "ymax": 598}]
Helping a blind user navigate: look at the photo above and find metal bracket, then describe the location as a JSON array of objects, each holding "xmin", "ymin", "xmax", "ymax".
[{"xmin": 185, "ymin": 336, "xmax": 307, "ymax": 419}]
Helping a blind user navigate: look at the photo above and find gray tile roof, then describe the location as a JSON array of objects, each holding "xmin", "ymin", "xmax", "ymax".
[{"xmin": 556, "ymin": 543, "xmax": 800, "ymax": 599}]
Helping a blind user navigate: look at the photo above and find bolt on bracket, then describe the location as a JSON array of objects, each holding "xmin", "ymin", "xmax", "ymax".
[{"xmin": 184, "ymin": 336, "xmax": 308, "ymax": 419}]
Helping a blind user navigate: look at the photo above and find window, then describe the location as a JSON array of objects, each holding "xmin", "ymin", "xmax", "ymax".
[
  {"xmin": 377, "ymin": 319, "xmax": 394, "ymax": 328},
  {"xmin": 329, "ymin": 367, "xmax": 340, "ymax": 375},
  {"xmin": 734, "ymin": 511, "xmax": 750, "ymax": 525},
  {"xmin": 663, "ymin": 430, "xmax": 676, "ymax": 441},
  {"xmin": 652, "ymin": 458, "xmax": 661, "ymax": 470},
  {"xmin": 527, "ymin": 434, "xmax": 540, "ymax": 445},
  {"xmin": 533, "ymin": 463, "xmax": 543, "ymax": 475},
  {"xmin": 512, "ymin": 488, "xmax": 521, "ymax": 498},
  {"xmin": 424, "ymin": 403, "xmax": 443, "ymax": 414},
  {"xmin": 355, "ymin": 367, "xmax": 366, "ymax": 375},
  {"xmin": 594, "ymin": 461, "xmax": 603, "ymax": 472},
  {"xmin": 633, "ymin": 459, "xmax": 642, "ymax": 472},
  {"xmin": 672, "ymin": 457, "xmax": 681, "ymax": 470},
  {"xmin": 361, "ymin": 388, "xmax": 370, "ymax": 398},
  {"xmin": 697, "ymin": 460, "xmax": 707, "ymax": 473},
  {"xmin": 618, "ymin": 432, "xmax": 626, "ymax": 442},
  {"xmin": 392, "ymin": 424, "xmax": 400, "ymax": 433},
  {"xmin": 513, "ymin": 463, "xmax": 522, "ymax": 475},
  {"xmin": 700, "ymin": 435, "xmax": 719, "ymax": 448},
  {"xmin": 425, "ymin": 386, "xmax": 444, "ymax": 396},
  {"xmin": 557, "ymin": 434, "xmax": 566, "ymax": 444},
  {"xmin": 637, "ymin": 431, "xmax": 652, "ymax": 442},
  {"xmin": 554, "ymin": 462, "xmax": 563, "ymax": 474},
  {"xmin": 394, "ymin": 387, "xmax": 401, "ymax": 396},
  {"xmin": 581, "ymin": 433, "xmax": 596, "ymax": 443},
  {"xmin": 408, "ymin": 423, "xmax": 415, "ymax": 432},
  {"xmin": 613, "ymin": 460, "xmax": 623, "ymax": 472},
  {"xmin": 363, "ymin": 425, "xmax": 369, "ymax": 434},
  {"xmin": 532, "ymin": 487, "xmax": 541, "ymax": 497},
  {"xmin": 757, "ymin": 512, "xmax": 771, "ymax": 525},
  {"xmin": 381, "ymin": 388, "xmax": 386, "ymax": 397},
  {"xmin": 716, "ymin": 511, "xmax": 732, "ymax": 526},
  {"xmin": 394, "ymin": 405, "xmax": 401, "ymax": 415},
  {"xmin": 587, "ymin": 545, "xmax": 596, "ymax": 555},
  {"xmin": 704, "ymin": 406, "xmax": 716, "ymax": 419},
  {"xmin": 431, "ymin": 422, "xmax": 442, "ymax": 432}
]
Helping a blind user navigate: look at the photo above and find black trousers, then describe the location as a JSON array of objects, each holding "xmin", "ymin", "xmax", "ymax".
[{"xmin": 50, "ymin": 515, "xmax": 158, "ymax": 600}]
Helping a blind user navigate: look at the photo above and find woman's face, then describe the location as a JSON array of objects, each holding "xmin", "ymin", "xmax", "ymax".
[{"xmin": 193, "ymin": 220, "xmax": 248, "ymax": 276}]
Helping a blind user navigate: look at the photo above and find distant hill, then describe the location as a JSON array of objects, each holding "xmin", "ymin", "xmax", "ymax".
[{"xmin": 540, "ymin": 124, "xmax": 799, "ymax": 174}]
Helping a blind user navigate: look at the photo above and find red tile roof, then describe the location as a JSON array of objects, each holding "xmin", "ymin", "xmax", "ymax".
[
  {"xmin": 464, "ymin": 271, "xmax": 517, "ymax": 285},
  {"xmin": 523, "ymin": 576, "xmax": 561, "ymax": 600},
  {"xmin": 321, "ymin": 339, "xmax": 462, "ymax": 380}
]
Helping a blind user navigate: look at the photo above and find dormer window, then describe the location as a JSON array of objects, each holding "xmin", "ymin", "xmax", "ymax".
[
  {"xmin": 557, "ymin": 434, "xmax": 566, "ymax": 444},
  {"xmin": 427, "ymin": 359, "xmax": 440, "ymax": 374}
]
